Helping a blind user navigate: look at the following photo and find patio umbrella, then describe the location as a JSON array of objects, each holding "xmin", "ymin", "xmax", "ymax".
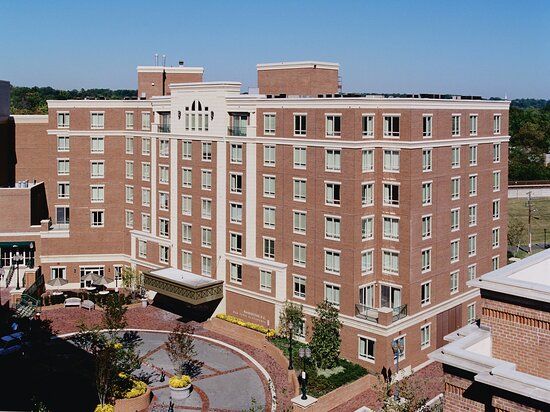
[
  {"xmin": 92, "ymin": 275, "xmax": 113, "ymax": 286},
  {"xmin": 81, "ymin": 272, "xmax": 96, "ymax": 282},
  {"xmin": 47, "ymin": 277, "xmax": 68, "ymax": 287}
]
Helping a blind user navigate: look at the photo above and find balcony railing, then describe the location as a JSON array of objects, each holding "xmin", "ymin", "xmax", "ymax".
[
  {"xmin": 392, "ymin": 304, "xmax": 407, "ymax": 321},
  {"xmin": 355, "ymin": 303, "xmax": 408, "ymax": 323},
  {"xmin": 228, "ymin": 126, "xmax": 247, "ymax": 136},
  {"xmin": 158, "ymin": 124, "xmax": 171, "ymax": 133}
]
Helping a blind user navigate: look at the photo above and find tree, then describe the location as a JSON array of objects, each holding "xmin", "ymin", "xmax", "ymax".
[
  {"xmin": 278, "ymin": 301, "xmax": 304, "ymax": 339},
  {"xmin": 508, "ymin": 217, "xmax": 526, "ymax": 253},
  {"xmin": 121, "ymin": 266, "xmax": 144, "ymax": 298},
  {"xmin": 103, "ymin": 293, "xmax": 128, "ymax": 334},
  {"xmin": 309, "ymin": 301, "xmax": 342, "ymax": 369},
  {"xmin": 375, "ymin": 373, "xmax": 439, "ymax": 412},
  {"xmin": 165, "ymin": 323, "xmax": 204, "ymax": 378}
]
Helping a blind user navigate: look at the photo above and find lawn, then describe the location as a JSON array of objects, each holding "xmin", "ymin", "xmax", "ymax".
[{"xmin": 508, "ymin": 197, "xmax": 550, "ymax": 245}]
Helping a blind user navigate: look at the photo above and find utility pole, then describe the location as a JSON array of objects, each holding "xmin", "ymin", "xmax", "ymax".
[{"xmin": 526, "ymin": 191, "xmax": 534, "ymax": 254}]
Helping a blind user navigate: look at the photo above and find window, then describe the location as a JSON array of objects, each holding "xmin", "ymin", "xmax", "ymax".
[
  {"xmin": 423, "ymin": 115, "xmax": 432, "ymax": 137},
  {"xmin": 159, "ymin": 218, "xmax": 170, "ymax": 238},
  {"xmin": 294, "ymin": 114, "xmax": 306, "ymax": 135},
  {"xmin": 450, "ymin": 240, "xmax": 460, "ymax": 263},
  {"xmin": 383, "ymin": 216, "xmax": 399, "ymax": 240},
  {"xmin": 57, "ymin": 112, "xmax": 70, "ymax": 128},
  {"xmin": 362, "ymin": 115, "xmax": 374, "ymax": 137},
  {"xmin": 125, "ymin": 185, "xmax": 134, "ymax": 204},
  {"xmin": 383, "ymin": 183, "xmax": 399, "ymax": 206},
  {"xmin": 359, "ymin": 284, "xmax": 375, "ymax": 308},
  {"xmin": 201, "ymin": 198, "xmax": 212, "ymax": 219},
  {"xmin": 451, "ymin": 177, "xmax": 460, "ymax": 200},
  {"xmin": 57, "ymin": 159, "xmax": 70, "ymax": 175},
  {"xmin": 325, "ymin": 182, "xmax": 341, "ymax": 205},
  {"xmin": 142, "ymin": 137, "xmax": 151, "ymax": 155},
  {"xmin": 325, "ymin": 149, "xmax": 341, "ymax": 172},
  {"xmin": 469, "ymin": 204, "xmax": 477, "ymax": 226},
  {"xmin": 392, "ymin": 336, "xmax": 405, "ymax": 361},
  {"xmin": 383, "ymin": 150, "xmax": 400, "ymax": 172},
  {"xmin": 138, "ymin": 240, "xmax": 147, "ymax": 258},
  {"xmin": 91, "ymin": 185, "xmax": 104, "ymax": 203},
  {"xmin": 230, "ymin": 232, "xmax": 242, "ymax": 253},
  {"xmin": 141, "ymin": 213, "xmax": 151, "ymax": 232},
  {"xmin": 421, "ymin": 282, "xmax": 431, "ymax": 305},
  {"xmin": 450, "ymin": 271, "xmax": 459, "ymax": 294},
  {"xmin": 230, "ymin": 173, "xmax": 243, "ymax": 194},
  {"xmin": 52, "ymin": 267, "xmax": 67, "ymax": 280},
  {"xmin": 324, "ymin": 283, "xmax": 340, "ymax": 306},
  {"xmin": 362, "ymin": 183, "xmax": 374, "ymax": 206},
  {"xmin": 263, "ymin": 237, "xmax": 275, "ymax": 259},
  {"xmin": 142, "ymin": 162, "xmax": 151, "ymax": 181},
  {"xmin": 264, "ymin": 114, "xmax": 276, "ymax": 135},
  {"xmin": 263, "ymin": 176, "xmax": 276, "ymax": 197},
  {"xmin": 125, "ymin": 136, "xmax": 134, "ymax": 155},
  {"xmin": 264, "ymin": 206, "xmax": 276, "ymax": 229},
  {"xmin": 293, "ymin": 211, "xmax": 306, "ymax": 234},
  {"xmin": 159, "ymin": 245, "xmax": 170, "ymax": 264},
  {"xmin": 422, "ymin": 182, "xmax": 432, "ymax": 205},
  {"xmin": 91, "ymin": 112, "xmax": 104, "ymax": 129},
  {"xmin": 201, "ymin": 170, "xmax": 212, "ymax": 190},
  {"xmin": 159, "ymin": 192, "xmax": 169, "ymax": 210},
  {"xmin": 421, "ymin": 248, "xmax": 431, "ymax": 272},
  {"xmin": 325, "ymin": 216, "xmax": 341, "ymax": 240},
  {"xmin": 469, "ymin": 145, "xmax": 478, "ymax": 166},
  {"xmin": 383, "ymin": 115, "xmax": 400, "ymax": 137},
  {"xmin": 293, "ymin": 147, "xmax": 307, "ymax": 168},
  {"xmin": 362, "ymin": 149, "xmax": 374, "ymax": 172},
  {"xmin": 293, "ymin": 276, "xmax": 306, "ymax": 299},
  {"xmin": 493, "ymin": 171, "xmax": 501, "ymax": 191},
  {"xmin": 324, "ymin": 250, "xmax": 341, "ymax": 274},
  {"xmin": 159, "ymin": 165, "xmax": 169, "ymax": 184},
  {"xmin": 493, "ymin": 143, "xmax": 501, "ymax": 163},
  {"xmin": 361, "ymin": 250, "xmax": 374, "ymax": 274},
  {"xmin": 57, "ymin": 136, "xmax": 70, "ymax": 152},
  {"xmin": 452, "ymin": 115, "xmax": 460, "ymax": 136},
  {"xmin": 201, "ymin": 227, "xmax": 212, "ymax": 248},
  {"xmin": 230, "ymin": 203, "xmax": 243, "ymax": 224},
  {"xmin": 451, "ymin": 147, "xmax": 460, "ymax": 168},
  {"xmin": 469, "ymin": 175, "xmax": 477, "ymax": 196},
  {"xmin": 422, "ymin": 215, "xmax": 432, "ymax": 239},
  {"xmin": 492, "ymin": 199, "xmax": 500, "ymax": 219},
  {"xmin": 451, "ymin": 208, "xmax": 460, "ymax": 231},
  {"xmin": 493, "ymin": 115, "xmax": 501, "ymax": 134},
  {"xmin": 90, "ymin": 161, "xmax": 104, "ymax": 178},
  {"xmin": 326, "ymin": 115, "xmax": 341, "ymax": 137},
  {"xmin": 202, "ymin": 142, "xmax": 212, "ymax": 161},
  {"xmin": 125, "ymin": 161, "xmax": 134, "ymax": 179},
  {"xmin": 125, "ymin": 112, "xmax": 134, "ymax": 129},
  {"xmin": 422, "ymin": 149, "xmax": 432, "ymax": 172},
  {"xmin": 420, "ymin": 324, "xmax": 431, "ymax": 349},
  {"xmin": 182, "ymin": 223, "xmax": 192, "ymax": 243},
  {"xmin": 492, "ymin": 255, "xmax": 500, "ymax": 270},
  {"xmin": 362, "ymin": 216, "xmax": 374, "ymax": 240},
  {"xmin": 138, "ymin": 189, "xmax": 149, "ymax": 209},
  {"xmin": 469, "ymin": 115, "xmax": 478, "ymax": 136},
  {"xmin": 230, "ymin": 144, "xmax": 243, "ymax": 164},
  {"xmin": 229, "ymin": 263, "xmax": 242, "ymax": 283},
  {"xmin": 467, "ymin": 303, "xmax": 476, "ymax": 324},
  {"xmin": 91, "ymin": 210, "xmax": 104, "ymax": 227},
  {"xmin": 56, "ymin": 206, "xmax": 70, "ymax": 225},
  {"xmin": 263, "ymin": 145, "xmax": 276, "ymax": 166},
  {"xmin": 142, "ymin": 112, "xmax": 151, "ymax": 130},
  {"xmin": 182, "ymin": 251, "xmax": 192, "ymax": 271},
  {"xmin": 468, "ymin": 234, "xmax": 477, "ymax": 256},
  {"xmin": 359, "ymin": 337, "xmax": 375, "ymax": 361},
  {"xmin": 382, "ymin": 250, "xmax": 399, "ymax": 274},
  {"xmin": 492, "ymin": 227, "xmax": 500, "ymax": 248},
  {"xmin": 293, "ymin": 179, "xmax": 307, "ymax": 201},
  {"xmin": 201, "ymin": 255, "xmax": 212, "ymax": 277},
  {"xmin": 260, "ymin": 270, "xmax": 272, "ymax": 292},
  {"xmin": 182, "ymin": 141, "xmax": 192, "ymax": 159},
  {"xmin": 468, "ymin": 264, "xmax": 477, "ymax": 281},
  {"xmin": 182, "ymin": 195, "xmax": 192, "ymax": 215},
  {"xmin": 57, "ymin": 182, "xmax": 70, "ymax": 199},
  {"xmin": 293, "ymin": 243, "xmax": 306, "ymax": 266},
  {"xmin": 159, "ymin": 139, "xmax": 169, "ymax": 157}
]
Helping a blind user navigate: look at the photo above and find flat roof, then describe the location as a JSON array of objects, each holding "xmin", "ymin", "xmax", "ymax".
[
  {"xmin": 149, "ymin": 267, "xmax": 221, "ymax": 289},
  {"xmin": 137, "ymin": 66, "xmax": 204, "ymax": 74},
  {"xmin": 257, "ymin": 61, "xmax": 339, "ymax": 71}
]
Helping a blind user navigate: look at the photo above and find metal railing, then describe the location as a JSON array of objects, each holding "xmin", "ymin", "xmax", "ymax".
[
  {"xmin": 227, "ymin": 126, "xmax": 247, "ymax": 137},
  {"xmin": 355, "ymin": 303, "xmax": 408, "ymax": 323},
  {"xmin": 158, "ymin": 124, "xmax": 171, "ymax": 133},
  {"xmin": 392, "ymin": 304, "xmax": 408, "ymax": 321},
  {"xmin": 5, "ymin": 266, "xmax": 14, "ymax": 287}
]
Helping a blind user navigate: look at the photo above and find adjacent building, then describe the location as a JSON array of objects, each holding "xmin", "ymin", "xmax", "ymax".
[{"xmin": 0, "ymin": 61, "xmax": 510, "ymax": 373}]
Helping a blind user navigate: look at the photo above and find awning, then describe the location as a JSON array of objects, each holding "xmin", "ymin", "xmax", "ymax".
[
  {"xmin": 0, "ymin": 241, "xmax": 34, "ymax": 249},
  {"xmin": 143, "ymin": 268, "xmax": 223, "ymax": 305}
]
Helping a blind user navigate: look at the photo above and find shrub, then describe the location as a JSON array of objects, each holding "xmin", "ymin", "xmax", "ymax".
[
  {"xmin": 310, "ymin": 301, "xmax": 342, "ymax": 369},
  {"xmin": 216, "ymin": 314, "xmax": 276, "ymax": 336}
]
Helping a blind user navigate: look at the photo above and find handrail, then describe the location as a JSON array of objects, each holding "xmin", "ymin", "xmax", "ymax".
[
  {"xmin": 392, "ymin": 304, "xmax": 407, "ymax": 321},
  {"xmin": 355, "ymin": 304, "xmax": 379, "ymax": 323},
  {"xmin": 4, "ymin": 265, "xmax": 15, "ymax": 287},
  {"xmin": 227, "ymin": 126, "xmax": 247, "ymax": 137}
]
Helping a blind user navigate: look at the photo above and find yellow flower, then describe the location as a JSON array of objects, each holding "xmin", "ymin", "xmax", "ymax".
[
  {"xmin": 169, "ymin": 375, "xmax": 192, "ymax": 388},
  {"xmin": 114, "ymin": 343, "xmax": 123, "ymax": 350},
  {"xmin": 94, "ymin": 405, "xmax": 114, "ymax": 412}
]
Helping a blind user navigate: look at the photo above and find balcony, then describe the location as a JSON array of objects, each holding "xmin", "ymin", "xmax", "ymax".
[
  {"xmin": 355, "ymin": 303, "xmax": 408, "ymax": 324},
  {"xmin": 227, "ymin": 126, "xmax": 247, "ymax": 137},
  {"xmin": 158, "ymin": 123, "xmax": 171, "ymax": 133}
]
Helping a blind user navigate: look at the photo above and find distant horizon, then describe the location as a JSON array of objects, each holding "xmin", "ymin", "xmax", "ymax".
[{"xmin": 1, "ymin": 0, "xmax": 549, "ymax": 99}]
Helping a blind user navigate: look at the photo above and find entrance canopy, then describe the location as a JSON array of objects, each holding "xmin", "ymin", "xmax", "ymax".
[{"xmin": 143, "ymin": 268, "xmax": 223, "ymax": 305}]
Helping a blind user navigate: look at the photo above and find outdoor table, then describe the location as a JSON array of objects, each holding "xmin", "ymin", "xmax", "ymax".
[
  {"xmin": 84, "ymin": 286, "xmax": 96, "ymax": 291},
  {"xmin": 98, "ymin": 290, "xmax": 109, "ymax": 295}
]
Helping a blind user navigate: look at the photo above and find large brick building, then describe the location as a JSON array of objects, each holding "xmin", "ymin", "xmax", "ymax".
[
  {"xmin": 0, "ymin": 61, "xmax": 510, "ymax": 373},
  {"xmin": 430, "ymin": 248, "xmax": 550, "ymax": 411}
]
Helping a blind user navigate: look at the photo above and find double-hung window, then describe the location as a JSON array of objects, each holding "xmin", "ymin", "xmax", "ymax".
[
  {"xmin": 362, "ymin": 115, "xmax": 374, "ymax": 137},
  {"xmin": 293, "ymin": 147, "xmax": 307, "ymax": 169},
  {"xmin": 383, "ymin": 115, "xmax": 400, "ymax": 137},
  {"xmin": 293, "ymin": 179, "xmax": 307, "ymax": 201},
  {"xmin": 422, "ymin": 149, "xmax": 432, "ymax": 172},
  {"xmin": 325, "ymin": 216, "xmax": 341, "ymax": 240},
  {"xmin": 264, "ymin": 114, "xmax": 276, "ymax": 135},
  {"xmin": 91, "ymin": 136, "xmax": 104, "ymax": 154},
  {"xmin": 469, "ymin": 115, "xmax": 478, "ymax": 136},
  {"xmin": 383, "ymin": 150, "xmax": 400, "ymax": 172},
  {"xmin": 294, "ymin": 114, "xmax": 307, "ymax": 136},
  {"xmin": 326, "ymin": 115, "xmax": 341, "ymax": 137},
  {"xmin": 91, "ymin": 112, "xmax": 104, "ymax": 129},
  {"xmin": 325, "ymin": 149, "xmax": 341, "ymax": 172}
]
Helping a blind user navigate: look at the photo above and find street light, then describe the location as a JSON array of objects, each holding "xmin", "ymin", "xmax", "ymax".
[
  {"xmin": 12, "ymin": 248, "xmax": 24, "ymax": 290},
  {"xmin": 288, "ymin": 321, "xmax": 294, "ymax": 370},
  {"xmin": 298, "ymin": 347, "xmax": 311, "ymax": 400},
  {"xmin": 391, "ymin": 340, "xmax": 404, "ymax": 402}
]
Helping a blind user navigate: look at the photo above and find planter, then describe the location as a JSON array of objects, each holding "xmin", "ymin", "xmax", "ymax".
[
  {"xmin": 114, "ymin": 387, "xmax": 151, "ymax": 412},
  {"xmin": 170, "ymin": 384, "xmax": 192, "ymax": 400},
  {"xmin": 140, "ymin": 298, "xmax": 147, "ymax": 308}
]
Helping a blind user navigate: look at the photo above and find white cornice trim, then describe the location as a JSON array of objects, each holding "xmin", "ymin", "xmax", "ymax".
[
  {"xmin": 137, "ymin": 66, "xmax": 204, "ymax": 74},
  {"xmin": 39, "ymin": 253, "xmax": 128, "ymax": 263},
  {"xmin": 12, "ymin": 115, "xmax": 48, "ymax": 124},
  {"xmin": 0, "ymin": 231, "xmax": 41, "ymax": 237},
  {"xmin": 257, "ymin": 61, "xmax": 339, "ymax": 71}
]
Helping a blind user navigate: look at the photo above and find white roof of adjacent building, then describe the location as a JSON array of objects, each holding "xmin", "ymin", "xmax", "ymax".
[
  {"xmin": 137, "ymin": 66, "xmax": 204, "ymax": 74},
  {"xmin": 256, "ymin": 61, "xmax": 339, "ymax": 71},
  {"xmin": 149, "ymin": 267, "xmax": 220, "ymax": 288}
]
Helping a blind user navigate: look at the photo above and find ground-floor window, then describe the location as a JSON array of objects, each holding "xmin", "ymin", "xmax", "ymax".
[{"xmin": 80, "ymin": 266, "xmax": 105, "ymax": 287}]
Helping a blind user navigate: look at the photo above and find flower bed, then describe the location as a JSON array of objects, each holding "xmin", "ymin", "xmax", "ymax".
[{"xmin": 215, "ymin": 314, "xmax": 276, "ymax": 337}]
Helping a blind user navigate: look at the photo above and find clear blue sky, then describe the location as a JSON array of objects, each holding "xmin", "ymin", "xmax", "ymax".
[{"xmin": 1, "ymin": 0, "xmax": 549, "ymax": 98}]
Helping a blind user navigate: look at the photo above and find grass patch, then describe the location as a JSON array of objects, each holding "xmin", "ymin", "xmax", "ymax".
[
  {"xmin": 508, "ymin": 197, "xmax": 550, "ymax": 244},
  {"xmin": 269, "ymin": 336, "xmax": 368, "ymax": 398}
]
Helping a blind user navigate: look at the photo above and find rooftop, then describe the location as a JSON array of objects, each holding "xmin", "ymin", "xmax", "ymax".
[{"xmin": 149, "ymin": 267, "xmax": 222, "ymax": 289}]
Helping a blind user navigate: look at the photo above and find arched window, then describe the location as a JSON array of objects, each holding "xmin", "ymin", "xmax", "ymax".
[{"xmin": 185, "ymin": 100, "xmax": 209, "ymax": 132}]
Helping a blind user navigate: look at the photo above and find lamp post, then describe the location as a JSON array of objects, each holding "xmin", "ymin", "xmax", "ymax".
[
  {"xmin": 288, "ymin": 321, "xmax": 294, "ymax": 370},
  {"xmin": 391, "ymin": 340, "xmax": 404, "ymax": 402},
  {"xmin": 13, "ymin": 250, "xmax": 23, "ymax": 290},
  {"xmin": 298, "ymin": 347, "xmax": 311, "ymax": 400}
]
